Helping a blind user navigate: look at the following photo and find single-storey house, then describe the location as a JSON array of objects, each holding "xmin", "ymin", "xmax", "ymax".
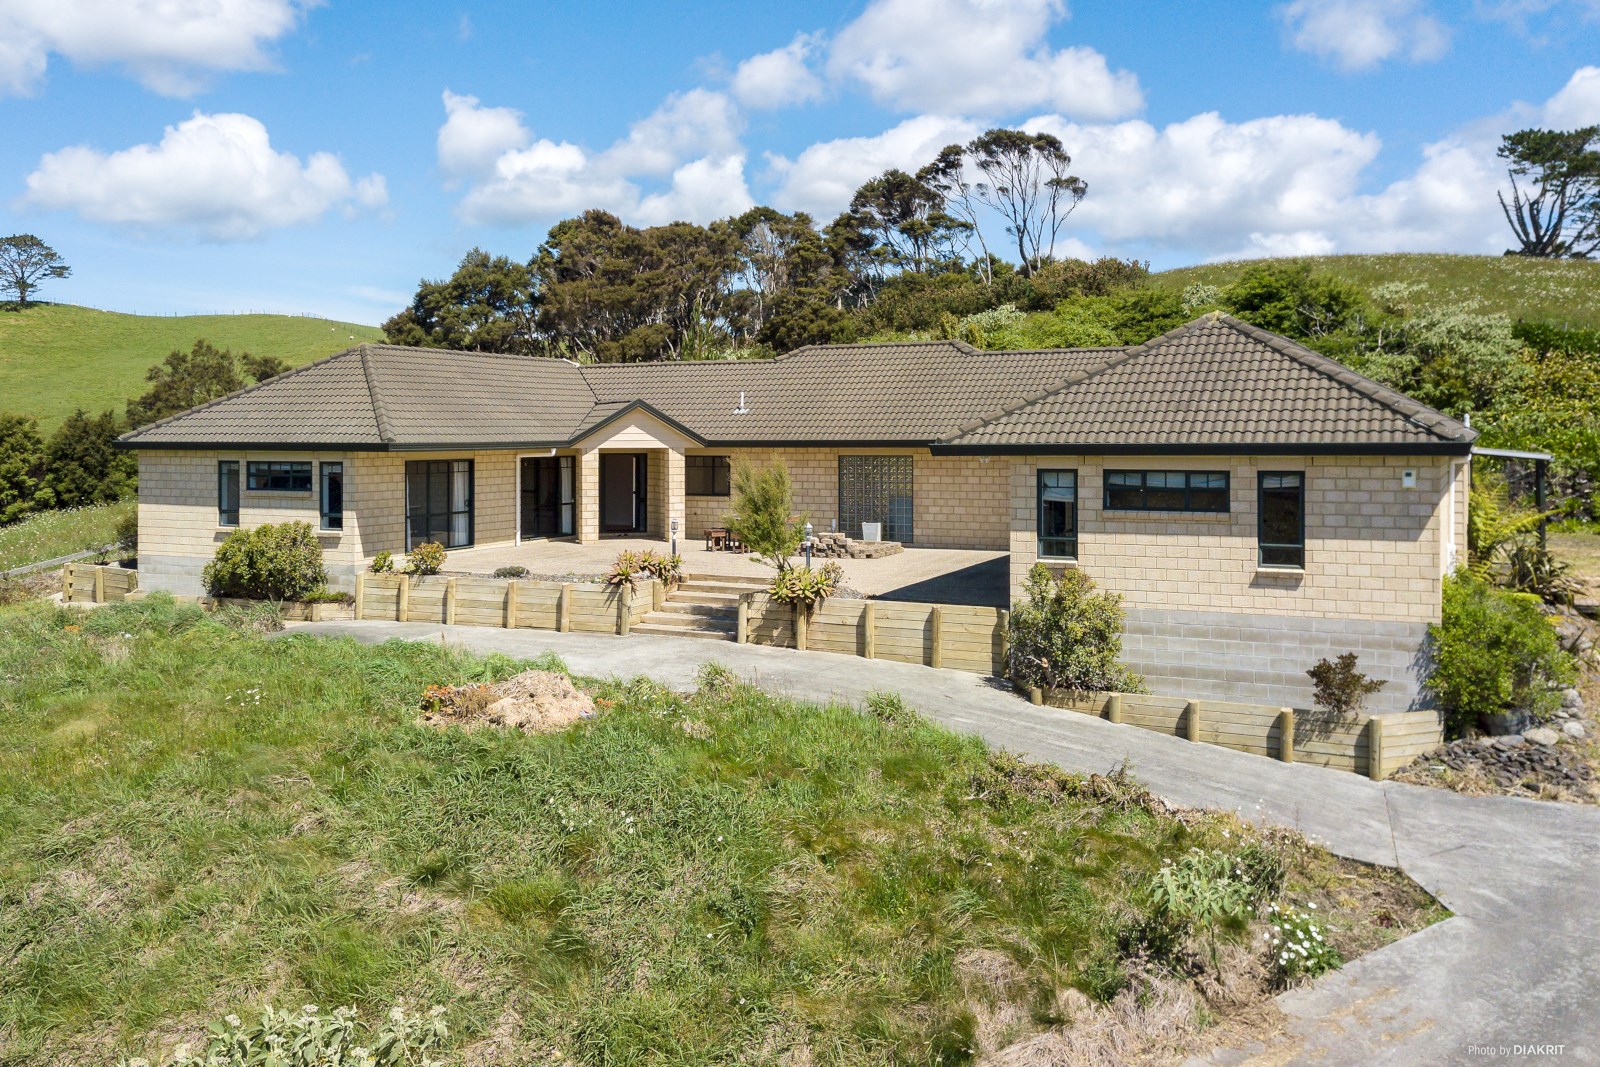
[{"xmin": 119, "ymin": 313, "xmax": 1474, "ymax": 713}]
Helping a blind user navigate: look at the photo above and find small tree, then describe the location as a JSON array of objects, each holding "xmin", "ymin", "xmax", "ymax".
[
  {"xmin": 725, "ymin": 460, "xmax": 806, "ymax": 573},
  {"xmin": 1497, "ymin": 126, "xmax": 1600, "ymax": 259},
  {"xmin": 0, "ymin": 413, "xmax": 46, "ymax": 523},
  {"xmin": 1007, "ymin": 563, "xmax": 1143, "ymax": 693},
  {"xmin": 127, "ymin": 339, "xmax": 290, "ymax": 427},
  {"xmin": 41, "ymin": 409, "xmax": 135, "ymax": 508},
  {"xmin": 1306, "ymin": 653, "xmax": 1385, "ymax": 719},
  {"xmin": 0, "ymin": 235, "xmax": 71, "ymax": 306}
]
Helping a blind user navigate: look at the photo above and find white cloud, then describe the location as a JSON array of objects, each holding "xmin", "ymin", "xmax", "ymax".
[
  {"xmin": 636, "ymin": 156, "xmax": 755, "ymax": 225},
  {"xmin": 437, "ymin": 90, "xmax": 531, "ymax": 178},
  {"xmin": 458, "ymin": 139, "xmax": 634, "ymax": 224},
  {"xmin": 1278, "ymin": 0, "xmax": 1450, "ymax": 70},
  {"xmin": 731, "ymin": 33, "xmax": 825, "ymax": 109},
  {"xmin": 22, "ymin": 111, "xmax": 386, "ymax": 239},
  {"xmin": 599, "ymin": 89, "xmax": 744, "ymax": 176},
  {"xmin": 769, "ymin": 114, "xmax": 982, "ymax": 218},
  {"xmin": 0, "ymin": 0, "xmax": 312, "ymax": 97},
  {"xmin": 827, "ymin": 0, "xmax": 1142, "ymax": 119},
  {"xmin": 1540, "ymin": 65, "xmax": 1600, "ymax": 127}
]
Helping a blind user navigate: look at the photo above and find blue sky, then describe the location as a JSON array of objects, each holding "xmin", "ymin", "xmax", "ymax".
[{"xmin": 1, "ymin": 0, "xmax": 1597, "ymax": 325}]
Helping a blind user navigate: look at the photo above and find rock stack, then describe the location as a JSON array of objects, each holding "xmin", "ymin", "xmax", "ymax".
[{"xmin": 810, "ymin": 531, "xmax": 904, "ymax": 559}]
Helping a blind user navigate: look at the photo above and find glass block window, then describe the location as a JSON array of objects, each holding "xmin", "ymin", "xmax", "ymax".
[
  {"xmin": 246, "ymin": 460, "xmax": 312, "ymax": 492},
  {"xmin": 1037, "ymin": 470, "xmax": 1077, "ymax": 559},
  {"xmin": 1104, "ymin": 470, "xmax": 1229, "ymax": 512},
  {"xmin": 838, "ymin": 455, "xmax": 914, "ymax": 543},
  {"xmin": 686, "ymin": 455, "xmax": 731, "ymax": 496},
  {"xmin": 1259, "ymin": 471, "xmax": 1305, "ymax": 568}
]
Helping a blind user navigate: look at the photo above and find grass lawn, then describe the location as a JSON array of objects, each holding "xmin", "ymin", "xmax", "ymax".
[
  {"xmin": 0, "ymin": 304, "xmax": 383, "ymax": 432},
  {"xmin": 0, "ymin": 500, "xmax": 133, "ymax": 572},
  {"xmin": 0, "ymin": 598, "xmax": 1440, "ymax": 1065},
  {"xmin": 1153, "ymin": 253, "xmax": 1600, "ymax": 328}
]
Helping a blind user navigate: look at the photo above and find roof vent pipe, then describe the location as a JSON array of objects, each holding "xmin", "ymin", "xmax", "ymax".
[{"xmin": 734, "ymin": 390, "xmax": 748, "ymax": 415}]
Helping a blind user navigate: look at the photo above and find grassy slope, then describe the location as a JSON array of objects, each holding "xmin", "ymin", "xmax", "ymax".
[
  {"xmin": 0, "ymin": 304, "xmax": 383, "ymax": 432},
  {"xmin": 0, "ymin": 500, "xmax": 132, "ymax": 571},
  {"xmin": 1153, "ymin": 253, "xmax": 1600, "ymax": 328},
  {"xmin": 0, "ymin": 599, "xmax": 1436, "ymax": 1065}
]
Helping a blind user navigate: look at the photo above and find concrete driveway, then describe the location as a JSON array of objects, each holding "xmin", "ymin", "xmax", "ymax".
[{"xmin": 290, "ymin": 620, "xmax": 1600, "ymax": 1065}]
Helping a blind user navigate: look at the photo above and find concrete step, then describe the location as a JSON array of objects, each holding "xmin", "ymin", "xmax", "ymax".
[
  {"xmin": 667, "ymin": 590, "xmax": 744, "ymax": 607},
  {"xmin": 679, "ymin": 578, "xmax": 768, "ymax": 595}
]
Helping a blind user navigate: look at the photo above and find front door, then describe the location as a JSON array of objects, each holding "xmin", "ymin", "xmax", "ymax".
[
  {"xmin": 600, "ymin": 453, "xmax": 648, "ymax": 533},
  {"xmin": 520, "ymin": 456, "xmax": 574, "ymax": 539}
]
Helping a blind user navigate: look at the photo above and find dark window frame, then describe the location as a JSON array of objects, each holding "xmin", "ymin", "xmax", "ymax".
[
  {"xmin": 217, "ymin": 460, "xmax": 240, "ymax": 527},
  {"xmin": 1036, "ymin": 469, "xmax": 1078, "ymax": 560},
  {"xmin": 405, "ymin": 459, "xmax": 474, "ymax": 550},
  {"xmin": 686, "ymin": 454, "xmax": 731, "ymax": 497},
  {"xmin": 319, "ymin": 462, "xmax": 344, "ymax": 531},
  {"xmin": 246, "ymin": 460, "xmax": 313, "ymax": 493},
  {"xmin": 1103, "ymin": 469, "xmax": 1230, "ymax": 513},
  {"xmin": 1258, "ymin": 471, "xmax": 1306, "ymax": 568}
]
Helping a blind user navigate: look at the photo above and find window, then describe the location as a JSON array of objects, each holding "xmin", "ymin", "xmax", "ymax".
[
  {"xmin": 320, "ymin": 462, "xmax": 344, "ymax": 531},
  {"xmin": 686, "ymin": 455, "xmax": 731, "ymax": 496},
  {"xmin": 1037, "ymin": 470, "xmax": 1077, "ymax": 559},
  {"xmin": 1104, "ymin": 470, "xmax": 1229, "ymax": 512},
  {"xmin": 246, "ymin": 460, "xmax": 312, "ymax": 492},
  {"xmin": 1259, "ymin": 472, "xmax": 1305, "ymax": 568},
  {"xmin": 218, "ymin": 461, "xmax": 240, "ymax": 527},
  {"xmin": 406, "ymin": 459, "xmax": 473, "ymax": 549}
]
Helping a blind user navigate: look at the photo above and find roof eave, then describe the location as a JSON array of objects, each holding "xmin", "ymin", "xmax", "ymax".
[{"xmin": 931, "ymin": 440, "xmax": 1478, "ymax": 457}]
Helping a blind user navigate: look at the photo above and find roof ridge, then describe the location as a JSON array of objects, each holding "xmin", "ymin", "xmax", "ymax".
[
  {"xmin": 939, "ymin": 318, "xmax": 1216, "ymax": 442},
  {"xmin": 1210, "ymin": 313, "xmax": 1475, "ymax": 443},
  {"xmin": 359, "ymin": 344, "xmax": 397, "ymax": 445},
  {"xmin": 118, "ymin": 345, "xmax": 367, "ymax": 442}
]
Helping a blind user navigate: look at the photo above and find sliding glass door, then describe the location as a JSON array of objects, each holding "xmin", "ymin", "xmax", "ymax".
[
  {"xmin": 520, "ymin": 455, "xmax": 575, "ymax": 539},
  {"xmin": 406, "ymin": 459, "xmax": 474, "ymax": 549}
]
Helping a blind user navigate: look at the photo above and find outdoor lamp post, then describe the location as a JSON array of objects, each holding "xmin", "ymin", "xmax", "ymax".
[
  {"xmin": 670, "ymin": 516, "xmax": 679, "ymax": 557},
  {"xmin": 803, "ymin": 521, "xmax": 813, "ymax": 568}
]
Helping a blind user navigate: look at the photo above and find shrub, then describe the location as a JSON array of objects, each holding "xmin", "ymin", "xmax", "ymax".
[
  {"xmin": 121, "ymin": 1002, "xmax": 447, "ymax": 1067},
  {"xmin": 113, "ymin": 507, "xmax": 138, "ymax": 559},
  {"xmin": 605, "ymin": 549, "xmax": 683, "ymax": 588},
  {"xmin": 201, "ymin": 522, "xmax": 326, "ymax": 601},
  {"xmin": 1007, "ymin": 564, "xmax": 1143, "ymax": 693},
  {"xmin": 0, "ymin": 412, "xmax": 46, "ymax": 524},
  {"xmin": 1306, "ymin": 653, "xmax": 1386, "ymax": 718},
  {"xmin": 1426, "ymin": 571, "xmax": 1576, "ymax": 734},
  {"xmin": 41, "ymin": 408, "xmax": 136, "ymax": 509},
  {"xmin": 1142, "ymin": 847, "xmax": 1268, "ymax": 973},
  {"xmin": 768, "ymin": 561, "xmax": 841, "ymax": 608},
  {"xmin": 301, "ymin": 589, "xmax": 354, "ymax": 604},
  {"xmin": 492, "ymin": 564, "xmax": 530, "ymax": 579},
  {"xmin": 407, "ymin": 542, "xmax": 446, "ymax": 575},
  {"xmin": 1503, "ymin": 541, "xmax": 1581, "ymax": 605},
  {"xmin": 370, "ymin": 550, "xmax": 394, "ymax": 574}
]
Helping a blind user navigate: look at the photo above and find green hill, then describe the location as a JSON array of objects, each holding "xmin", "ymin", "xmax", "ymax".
[
  {"xmin": 0, "ymin": 304, "xmax": 384, "ymax": 431},
  {"xmin": 1153, "ymin": 253, "xmax": 1600, "ymax": 329}
]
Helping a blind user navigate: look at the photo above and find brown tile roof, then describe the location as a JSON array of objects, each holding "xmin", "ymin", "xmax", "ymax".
[
  {"xmin": 118, "ymin": 315, "xmax": 1475, "ymax": 455},
  {"xmin": 939, "ymin": 314, "xmax": 1474, "ymax": 453}
]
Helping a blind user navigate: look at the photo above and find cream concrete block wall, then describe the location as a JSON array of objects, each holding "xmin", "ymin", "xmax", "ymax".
[
  {"xmin": 138, "ymin": 449, "xmax": 359, "ymax": 594},
  {"xmin": 682, "ymin": 447, "xmax": 1010, "ymax": 549},
  {"xmin": 1005, "ymin": 453, "xmax": 1454, "ymax": 625},
  {"xmin": 577, "ymin": 450, "xmax": 601, "ymax": 544}
]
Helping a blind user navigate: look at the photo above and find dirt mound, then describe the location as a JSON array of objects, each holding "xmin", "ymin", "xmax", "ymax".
[{"xmin": 417, "ymin": 671, "xmax": 595, "ymax": 734}]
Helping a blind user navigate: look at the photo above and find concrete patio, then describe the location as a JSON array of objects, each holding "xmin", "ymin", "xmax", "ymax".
[{"xmin": 441, "ymin": 537, "xmax": 1011, "ymax": 607}]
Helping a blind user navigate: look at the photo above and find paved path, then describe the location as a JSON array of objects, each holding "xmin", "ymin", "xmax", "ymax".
[{"xmin": 292, "ymin": 621, "xmax": 1600, "ymax": 1065}]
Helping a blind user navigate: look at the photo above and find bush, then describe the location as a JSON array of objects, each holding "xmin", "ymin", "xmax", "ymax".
[
  {"xmin": 113, "ymin": 507, "xmax": 138, "ymax": 559},
  {"xmin": 121, "ymin": 1002, "xmax": 447, "ymax": 1067},
  {"xmin": 604, "ymin": 549, "xmax": 682, "ymax": 588},
  {"xmin": 769, "ymin": 561, "xmax": 842, "ymax": 608},
  {"xmin": 1306, "ymin": 653, "xmax": 1386, "ymax": 718},
  {"xmin": 201, "ymin": 522, "xmax": 326, "ymax": 601},
  {"xmin": 1426, "ymin": 571, "xmax": 1576, "ymax": 734},
  {"xmin": 726, "ymin": 460, "xmax": 805, "ymax": 572},
  {"xmin": 1007, "ymin": 564, "xmax": 1143, "ymax": 693},
  {"xmin": 370, "ymin": 550, "xmax": 395, "ymax": 574},
  {"xmin": 492, "ymin": 564, "xmax": 531, "ymax": 579},
  {"xmin": 407, "ymin": 542, "xmax": 446, "ymax": 575},
  {"xmin": 1264, "ymin": 901, "xmax": 1341, "ymax": 986},
  {"xmin": 0, "ymin": 412, "xmax": 46, "ymax": 524}
]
